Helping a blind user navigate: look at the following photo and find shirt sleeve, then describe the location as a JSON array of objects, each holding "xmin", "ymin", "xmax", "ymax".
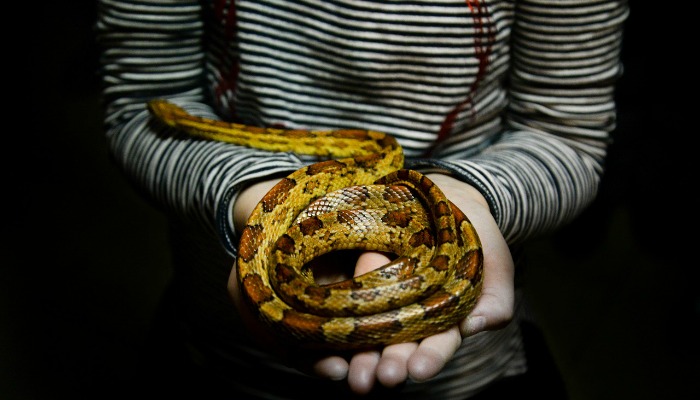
[
  {"xmin": 96, "ymin": 0, "xmax": 305, "ymax": 255},
  {"xmin": 410, "ymin": 0, "xmax": 629, "ymax": 244}
]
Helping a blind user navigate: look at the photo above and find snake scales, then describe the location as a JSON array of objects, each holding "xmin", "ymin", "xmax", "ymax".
[{"xmin": 147, "ymin": 99, "xmax": 483, "ymax": 350}]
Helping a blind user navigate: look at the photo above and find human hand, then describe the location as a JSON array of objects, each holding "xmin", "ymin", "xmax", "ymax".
[
  {"xmin": 228, "ymin": 174, "xmax": 515, "ymax": 394},
  {"xmin": 308, "ymin": 174, "xmax": 515, "ymax": 394}
]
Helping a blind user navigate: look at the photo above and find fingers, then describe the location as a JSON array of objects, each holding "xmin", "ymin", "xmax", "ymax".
[
  {"xmin": 428, "ymin": 174, "xmax": 515, "ymax": 337},
  {"xmin": 348, "ymin": 252, "xmax": 410, "ymax": 393},
  {"xmin": 347, "ymin": 351, "xmax": 381, "ymax": 394},
  {"xmin": 312, "ymin": 356, "xmax": 350, "ymax": 381},
  {"xmin": 349, "ymin": 224, "xmax": 513, "ymax": 388},
  {"xmin": 407, "ymin": 327, "xmax": 462, "ymax": 382},
  {"xmin": 460, "ymin": 213, "xmax": 515, "ymax": 336},
  {"xmin": 376, "ymin": 342, "xmax": 417, "ymax": 387},
  {"xmin": 461, "ymin": 284, "xmax": 513, "ymax": 336},
  {"xmin": 231, "ymin": 179, "xmax": 516, "ymax": 394},
  {"xmin": 354, "ymin": 251, "xmax": 391, "ymax": 275},
  {"xmin": 351, "ymin": 327, "xmax": 462, "ymax": 390}
]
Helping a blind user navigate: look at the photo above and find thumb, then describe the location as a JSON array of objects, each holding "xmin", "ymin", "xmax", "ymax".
[
  {"xmin": 354, "ymin": 251, "xmax": 392, "ymax": 276},
  {"xmin": 459, "ymin": 229, "xmax": 515, "ymax": 337}
]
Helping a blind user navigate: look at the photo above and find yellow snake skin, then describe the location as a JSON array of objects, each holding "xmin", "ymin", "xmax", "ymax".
[{"xmin": 147, "ymin": 99, "xmax": 483, "ymax": 350}]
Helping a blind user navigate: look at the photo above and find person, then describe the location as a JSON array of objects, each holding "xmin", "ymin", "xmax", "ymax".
[{"xmin": 95, "ymin": 1, "xmax": 629, "ymax": 398}]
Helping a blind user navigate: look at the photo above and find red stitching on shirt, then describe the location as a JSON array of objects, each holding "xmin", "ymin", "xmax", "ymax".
[
  {"xmin": 214, "ymin": 0, "xmax": 239, "ymax": 118},
  {"xmin": 431, "ymin": 0, "xmax": 495, "ymax": 156}
]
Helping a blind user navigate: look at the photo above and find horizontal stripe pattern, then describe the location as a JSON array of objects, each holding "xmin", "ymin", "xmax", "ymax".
[{"xmin": 96, "ymin": 0, "xmax": 628, "ymax": 398}]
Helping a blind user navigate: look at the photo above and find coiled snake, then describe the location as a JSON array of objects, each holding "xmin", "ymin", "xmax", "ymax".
[{"xmin": 147, "ymin": 99, "xmax": 483, "ymax": 350}]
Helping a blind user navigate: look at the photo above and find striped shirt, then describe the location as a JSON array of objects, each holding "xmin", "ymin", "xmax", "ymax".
[{"xmin": 96, "ymin": 0, "xmax": 628, "ymax": 398}]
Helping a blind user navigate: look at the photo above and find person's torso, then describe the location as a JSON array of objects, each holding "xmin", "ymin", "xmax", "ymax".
[{"xmin": 202, "ymin": 0, "xmax": 514, "ymax": 158}]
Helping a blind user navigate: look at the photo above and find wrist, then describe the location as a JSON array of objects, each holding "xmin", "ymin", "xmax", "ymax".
[
  {"xmin": 425, "ymin": 173, "xmax": 489, "ymax": 210},
  {"xmin": 233, "ymin": 179, "xmax": 279, "ymax": 232}
]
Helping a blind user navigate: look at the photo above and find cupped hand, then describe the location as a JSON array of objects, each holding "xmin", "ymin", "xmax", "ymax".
[{"xmin": 228, "ymin": 173, "xmax": 515, "ymax": 395}]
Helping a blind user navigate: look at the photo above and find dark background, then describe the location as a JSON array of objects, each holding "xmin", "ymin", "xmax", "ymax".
[{"xmin": 3, "ymin": 2, "xmax": 697, "ymax": 399}]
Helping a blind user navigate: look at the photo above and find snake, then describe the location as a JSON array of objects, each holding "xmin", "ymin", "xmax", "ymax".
[{"xmin": 147, "ymin": 99, "xmax": 483, "ymax": 350}]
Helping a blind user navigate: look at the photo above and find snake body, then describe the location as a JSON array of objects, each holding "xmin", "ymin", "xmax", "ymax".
[{"xmin": 147, "ymin": 99, "xmax": 483, "ymax": 350}]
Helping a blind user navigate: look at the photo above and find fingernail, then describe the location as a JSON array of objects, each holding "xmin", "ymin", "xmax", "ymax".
[{"xmin": 463, "ymin": 316, "xmax": 486, "ymax": 336}]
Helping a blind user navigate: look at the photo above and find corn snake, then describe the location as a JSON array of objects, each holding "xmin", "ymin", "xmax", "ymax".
[{"xmin": 147, "ymin": 99, "xmax": 483, "ymax": 350}]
